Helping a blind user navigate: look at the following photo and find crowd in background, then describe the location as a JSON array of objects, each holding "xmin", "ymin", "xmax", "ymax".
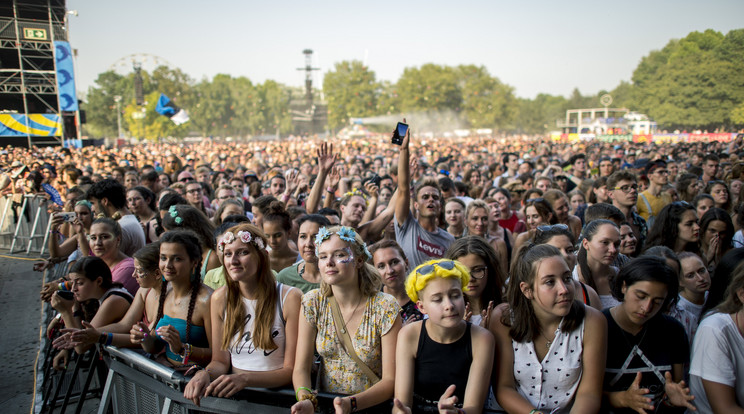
[{"xmin": 12, "ymin": 128, "xmax": 744, "ymax": 413}]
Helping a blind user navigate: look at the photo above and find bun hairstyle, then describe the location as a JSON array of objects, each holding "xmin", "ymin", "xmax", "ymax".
[
  {"xmin": 263, "ymin": 200, "xmax": 292, "ymax": 231},
  {"xmin": 505, "ymin": 244, "xmax": 584, "ymax": 342},
  {"xmin": 219, "ymin": 223, "xmax": 278, "ymax": 351}
]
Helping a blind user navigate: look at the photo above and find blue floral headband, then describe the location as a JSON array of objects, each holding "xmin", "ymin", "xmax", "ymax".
[{"xmin": 315, "ymin": 226, "xmax": 372, "ymax": 260}]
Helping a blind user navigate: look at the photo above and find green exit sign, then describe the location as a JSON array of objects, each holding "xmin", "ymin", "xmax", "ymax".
[{"xmin": 23, "ymin": 28, "xmax": 47, "ymax": 40}]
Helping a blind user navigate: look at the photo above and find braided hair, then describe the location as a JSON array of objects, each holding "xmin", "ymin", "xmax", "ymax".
[{"xmin": 155, "ymin": 230, "xmax": 203, "ymax": 346}]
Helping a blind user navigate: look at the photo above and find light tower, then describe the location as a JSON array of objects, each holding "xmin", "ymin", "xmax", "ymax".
[{"xmin": 297, "ymin": 49, "xmax": 320, "ymax": 106}]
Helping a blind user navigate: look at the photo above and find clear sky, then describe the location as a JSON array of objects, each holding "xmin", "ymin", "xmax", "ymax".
[{"xmin": 66, "ymin": 0, "xmax": 743, "ymax": 100}]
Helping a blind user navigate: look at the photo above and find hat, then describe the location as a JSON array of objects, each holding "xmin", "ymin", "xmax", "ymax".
[
  {"xmin": 10, "ymin": 161, "xmax": 23, "ymax": 168},
  {"xmin": 177, "ymin": 171, "xmax": 195, "ymax": 182},
  {"xmin": 633, "ymin": 158, "xmax": 650, "ymax": 170},
  {"xmin": 244, "ymin": 170, "xmax": 258, "ymax": 178},
  {"xmin": 41, "ymin": 163, "xmax": 56, "ymax": 175}
]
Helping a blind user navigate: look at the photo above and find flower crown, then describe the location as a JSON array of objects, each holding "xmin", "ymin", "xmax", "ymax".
[
  {"xmin": 343, "ymin": 188, "xmax": 367, "ymax": 200},
  {"xmin": 218, "ymin": 230, "xmax": 265, "ymax": 252},
  {"xmin": 168, "ymin": 205, "xmax": 183, "ymax": 225},
  {"xmin": 314, "ymin": 226, "xmax": 372, "ymax": 260}
]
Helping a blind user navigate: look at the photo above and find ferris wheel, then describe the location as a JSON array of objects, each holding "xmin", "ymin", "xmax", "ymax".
[{"xmin": 109, "ymin": 53, "xmax": 173, "ymax": 74}]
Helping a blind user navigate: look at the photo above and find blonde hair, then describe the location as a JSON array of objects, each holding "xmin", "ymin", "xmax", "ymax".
[
  {"xmin": 405, "ymin": 259, "xmax": 470, "ymax": 303},
  {"xmin": 316, "ymin": 225, "xmax": 381, "ymax": 297}
]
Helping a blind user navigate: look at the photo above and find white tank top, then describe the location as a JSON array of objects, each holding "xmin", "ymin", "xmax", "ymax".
[{"xmin": 228, "ymin": 283, "xmax": 290, "ymax": 371}]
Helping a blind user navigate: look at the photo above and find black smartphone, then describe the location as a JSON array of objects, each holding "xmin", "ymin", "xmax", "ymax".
[
  {"xmin": 370, "ymin": 174, "xmax": 381, "ymax": 187},
  {"xmin": 58, "ymin": 290, "xmax": 74, "ymax": 300},
  {"xmin": 392, "ymin": 122, "xmax": 408, "ymax": 145}
]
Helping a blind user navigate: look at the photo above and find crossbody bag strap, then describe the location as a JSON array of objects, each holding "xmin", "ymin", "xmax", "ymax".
[{"xmin": 328, "ymin": 296, "xmax": 380, "ymax": 384}]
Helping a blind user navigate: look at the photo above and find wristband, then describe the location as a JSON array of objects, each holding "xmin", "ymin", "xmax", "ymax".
[
  {"xmin": 349, "ymin": 396, "xmax": 357, "ymax": 412},
  {"xmin": 295, "ymin": 386, "xmax": 314, "ymax": 401},
  {"xmin": 98, "ymin": 333, "xmax": 107, "ymax": 344},
  {"xmin": 105, "ymin": 332, "xmax": 113, "ymax": 346},
  {"xmin": 326, "ymin": 187, "xmax": 334, "ymax": 193},
  {"xmin": 181, "ymin": 343, "xmax": 192, "ymax": 365}
]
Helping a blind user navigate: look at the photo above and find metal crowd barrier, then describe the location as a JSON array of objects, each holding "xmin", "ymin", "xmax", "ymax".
[
  {"xmin": 0, "ymin": 194, "xmax": 53, "ymax": 254},
  {"xmin": 99, "ymin": 346, "xmax": 391, "ymax": 414}
]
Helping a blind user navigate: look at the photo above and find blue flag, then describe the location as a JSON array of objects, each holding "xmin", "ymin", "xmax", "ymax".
[{"xmin": 155, "ymin": 94, "xmax": 189, "ymax": 125}]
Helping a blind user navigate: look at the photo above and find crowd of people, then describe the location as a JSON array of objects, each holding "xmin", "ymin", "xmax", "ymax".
[{"xmin": 16, "ymin": 125, "xmax": 744, "ymax": 413}]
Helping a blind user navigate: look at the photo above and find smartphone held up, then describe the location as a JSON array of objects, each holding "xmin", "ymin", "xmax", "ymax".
[{"xmin": 391, "ymin": 122, "xmax": 408, "ymax": 145}]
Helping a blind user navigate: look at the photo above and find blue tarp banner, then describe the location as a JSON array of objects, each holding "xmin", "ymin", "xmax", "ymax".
[
  {"xmin": 54, "ymin": 41, "xmax": 78, "ymax": 111},
  {"xmin": 0, "ymin": 114, "xmax": 62, "ymax": 137}
]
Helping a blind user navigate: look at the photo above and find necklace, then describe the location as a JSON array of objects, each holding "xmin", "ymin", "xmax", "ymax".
[
  {"xmin": 539, "ymin": 326, "xmax": 557, "ymax": 350},
  {"xmin": 339, "ymin": 298, "xmax": 364, "ymax": 335}
]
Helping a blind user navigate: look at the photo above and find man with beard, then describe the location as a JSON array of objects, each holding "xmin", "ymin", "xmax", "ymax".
[
  {"xmin": 85, "ymin": 179, "xmax": 145, "ymax": 256},
  {"xmin": 394, "ymin": 124, "xmax": 454, "ymax": 268}
]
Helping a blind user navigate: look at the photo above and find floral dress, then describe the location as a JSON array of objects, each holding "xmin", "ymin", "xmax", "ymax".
[{"xmin": 303, "ymin": 290, "xmax": 400, "ymax": 394}]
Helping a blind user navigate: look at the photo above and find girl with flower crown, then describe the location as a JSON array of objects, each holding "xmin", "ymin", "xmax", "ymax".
[
  {"xmin": 292, "ymin": 225, "xmax": 401, "ymax": 414},
  {"xmin": 184, "ymin": 223, "xmax": 302, "ymax": 405}
]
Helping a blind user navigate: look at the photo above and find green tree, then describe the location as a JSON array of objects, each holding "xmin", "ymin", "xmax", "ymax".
[
  {"xmin": 513, "ymin": 94, "xmax": 567, "ymax": 134},
  {"xmin": 456, "ymin": 65, "xmax": 516, "ymax": 129},
  {"xmin": 632, "ymin": 29, "xmax": 744, "ymax": 130},
  {"xmin": 396, "ymin": 64, "xmax": 462, "ymax": 112},
  {"xmin": 255, "ymin": 80, "xmax": 292, "ymax": 136},
  {"xmin": 323, "ymin": 60, "xmax": 379, "ymax": 130},
  {"xmin": 82, "ymin": 71, "xmax": 132, "ymax": 137},
  {"xmin": 125, "ymin": 91, "xmax": 189, "ymax": 140},
  {"xmin": 188, "ymin": 74, "xmax": 236, "ymax": 137}
]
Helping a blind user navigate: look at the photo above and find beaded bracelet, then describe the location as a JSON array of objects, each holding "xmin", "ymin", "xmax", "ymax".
[
  {"xmin": 181, "ymin": 343, "xmax": 192, "ymax": 365},
  {"xmin": 299, "ymin": 394, "xmax": 318, "ymax": 411}
]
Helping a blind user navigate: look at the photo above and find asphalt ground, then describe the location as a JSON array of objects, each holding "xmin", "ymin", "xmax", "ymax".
[{"xmin": 0, "ymin": 253, "xmax": 45, "ymax": 414}]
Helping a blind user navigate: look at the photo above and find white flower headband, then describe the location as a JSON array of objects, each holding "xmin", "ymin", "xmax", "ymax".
[
  {"xmin": 217, "ymin": 230, "xmax": 266, "ymax": 252},
  {"xmin": 314, "ymin": 226, "xmax": 372, "ymax": 260}
]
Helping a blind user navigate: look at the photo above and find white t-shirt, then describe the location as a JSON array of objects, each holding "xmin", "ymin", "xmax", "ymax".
[
  {"xmin": 688, "ymin": 312, "xmax": 744, "ymax": 413},
  {"xmin": 118, "ymin": 214, "xmax": 145, "ymax": 257}
]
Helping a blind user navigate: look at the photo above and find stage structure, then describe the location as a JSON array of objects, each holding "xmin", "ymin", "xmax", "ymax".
[
  {"xmin": 289, "ymin": 49, "xmax": 327, "ymax": 136},
  {"xmin": 0, "ymin": 0, "xmax": 81, "ymax": 147}
]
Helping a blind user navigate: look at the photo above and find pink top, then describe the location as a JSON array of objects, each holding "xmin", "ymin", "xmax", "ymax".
[{"xmin": 110, "ymin": 257, "xmax": 138, "ymax": 296}]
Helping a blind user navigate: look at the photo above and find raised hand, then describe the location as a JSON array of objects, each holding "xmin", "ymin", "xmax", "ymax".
[
  {"xmin": 364, "ymin": 181, "xmax": 379, "ymax": 199},
  {"xmin": 480, "ymin": 301, "xmax": 494, "ymax": 328},
  {"xmin": 317, "ymin": 142, "xmax": 338, "ymax": 173},
  {"xmin": 329, "ymin": 166, "xmax": 341, "ymax": 189}
]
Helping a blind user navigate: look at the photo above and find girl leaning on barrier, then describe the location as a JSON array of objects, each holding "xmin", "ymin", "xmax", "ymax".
[
  {"xmin": 49, "ymin": 256, "xmax": 133, "ymax": 369},
  {"xmin": 52, "ymin": 243, "xmax": 163, "ymax": 351},
  {"xmin": 292, "ymin": 225, "xmax": 401, "ymax": 414},
  {"xmin": 183, "ymin": 223, "xmax": 301, "ymax": 406},
  {"xmin": 130, "ymin": 230, "xmax": 213, "ymax": 369}
]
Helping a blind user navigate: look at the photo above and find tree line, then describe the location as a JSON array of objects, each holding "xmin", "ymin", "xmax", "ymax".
[{"xmin": 81, "ymin": 28, "xmax": 743, "ymax": 139}]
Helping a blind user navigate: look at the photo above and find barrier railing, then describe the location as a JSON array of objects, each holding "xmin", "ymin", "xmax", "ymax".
[{"xmin": 0, "ymin": 194, "xmax": 53, "ymax": 254}]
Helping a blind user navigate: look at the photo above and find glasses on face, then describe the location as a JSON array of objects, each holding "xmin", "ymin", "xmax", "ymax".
[
  {"xmin": 416, "ymin": 260, "xmax": 456, "ymax": 277},
  {"xmin": 469, "ymin": 265, "xmax": 487, "ymax": 280},
  {"xmin": 655, "ymin": 170, "xmax": 669, "ymax": 175},
  {"xmin": 218, "ymin": 195, "xmax": 234, "ymax": 200},
  {"xmin": 180, "ymin": 177, "xmax": 194, "ymax": 183},
  {"xmin": 612, "ymin": 184, "xmax": 638, "ymax": 193}
]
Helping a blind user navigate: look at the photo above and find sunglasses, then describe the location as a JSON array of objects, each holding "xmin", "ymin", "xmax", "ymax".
[
  {"xmin": 180, "ymin": 177, "xmax": 194, "ymax": 182},
  {"xmin": 525, "ymin": 197, "xmax": 545, "ymax": 204},
  {"xmin": 416, "ymin": 260, "xmax": 456, "ymax": 277},
  {"xmin": 537, "ymin": 223, "xmax": 568, "ymax": 232}
]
